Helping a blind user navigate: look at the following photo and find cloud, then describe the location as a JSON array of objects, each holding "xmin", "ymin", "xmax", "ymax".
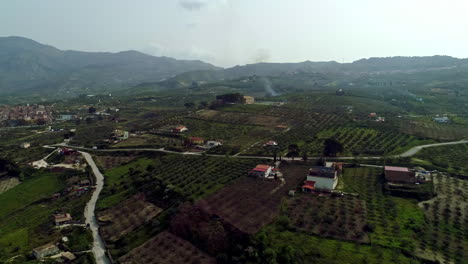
[
  {"xmin": 179, "ymin": 0, "xmax": 229, "ymax": 11},
  {"xmin": 142, "ymin": 42, "xmax": 217, "ymax": 64},
  {"xmin": 179, "ymin": 0, "xmax": 207, "ymax": 11}
]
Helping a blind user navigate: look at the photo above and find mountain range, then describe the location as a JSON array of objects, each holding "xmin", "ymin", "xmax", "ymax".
[
  {"xmin": 0, "ymin": 36, "xmax": 219, "ymax": 99},
  {"xmin": 1, "ymin": 36, "xmax": 468, "ymax": 101}
]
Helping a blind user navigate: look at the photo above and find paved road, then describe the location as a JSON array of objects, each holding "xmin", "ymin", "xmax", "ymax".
[
  {"xmin": 53, "ymin": 138, "xmax": 468, "ymax": 161},
  {"xmin": 81, "ymin": 151, "xmax": 111, "ymax": 264},
  {"xmin": 395, "ymin": 140, "xmax": 468, "ymax": 157}
]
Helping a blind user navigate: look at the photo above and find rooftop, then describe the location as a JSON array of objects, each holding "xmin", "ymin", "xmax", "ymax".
[{"xmin": 385, "ymin": 166, "xmax": 409, "ymax": 172}]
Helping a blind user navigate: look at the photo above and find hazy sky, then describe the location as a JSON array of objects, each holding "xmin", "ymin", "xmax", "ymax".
[{"xmin": 1, "ymin": 0, "xmax": 468, "ymax": 67}]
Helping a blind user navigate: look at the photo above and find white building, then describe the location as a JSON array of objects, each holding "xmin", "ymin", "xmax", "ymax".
[
  {"xmin": 20, "ymin": 142, "xmax": 31, "ymax": 149},
  {"xmin": 305, "ymin": 167, "xmax": 338, "ymax": 190},
  {"xmin": 206, "ymin": 141, "xmax": 222, "ymax": 148}
]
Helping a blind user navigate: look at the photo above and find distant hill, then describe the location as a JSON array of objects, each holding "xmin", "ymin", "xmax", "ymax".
[
  {"xmin": 0, "ymin": 36, "xmax": 220, "ymax": 99},
  {"xmin": 156, "ymin": 56, "xmax": 468, "ymax": 86}
]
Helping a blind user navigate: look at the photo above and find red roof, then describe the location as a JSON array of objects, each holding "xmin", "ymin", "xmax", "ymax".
[
  {"xmin": 176, "ymin": 126, "xmax": 186, "ymax": 129},
  {"xmin": 189, "ymin": 137, "xmax": 203, "ymax": 141},
  {"xmin": 302, "ymin": 180, "xmax": 315, "ymax": 190},
  {"xmin": 385, "ymin": 166, "xmax": 409, "ymax": 172},
  {"xmin": 252, "ymin": 165, "xmax": 271, "ymax": 172}
]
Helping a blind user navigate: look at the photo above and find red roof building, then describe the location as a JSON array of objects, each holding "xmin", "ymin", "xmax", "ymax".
[
  {"xmin": 384, "ymin": 166, "xmax": 416, "ymax": 184},
  {"xmin": 188, "ymin": 137, "xmax": 204, "ymax": 144},
  {"xmin": 249, "ymin": 164, "xmax": 273, "ymax": 178},
  {"xmin": 172, "ymin": 125, "xmax": 188, "ymax": 133}
]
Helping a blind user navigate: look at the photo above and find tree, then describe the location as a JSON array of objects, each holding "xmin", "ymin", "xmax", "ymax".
[
  {"xmin": 286, "ymin": 144, "xmax": 299, "ymax": 160},
  {"xmin": 323, "ymin": 138, "xmax": 343, "ymax": 156},
  {"xmin": 88, "ymin": 106, "xmax": 97, "ymax": 114},
  {"xmin": 184, "ymin": 102, "xmax": 195, "ymax": 108}
]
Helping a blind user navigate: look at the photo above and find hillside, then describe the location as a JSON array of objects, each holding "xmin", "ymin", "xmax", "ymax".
[
  {"xmin": 0, "ymin": 36, "xmax": 220, "ymax": 100},
  {"xmin": 156, "ymin": 56, "xmax": 468, "ymax": 86}
]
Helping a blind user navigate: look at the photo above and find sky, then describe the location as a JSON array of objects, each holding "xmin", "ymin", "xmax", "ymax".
[{"xmin": 1, "ymin": 0, "xmax": 468, "ymax": 67}]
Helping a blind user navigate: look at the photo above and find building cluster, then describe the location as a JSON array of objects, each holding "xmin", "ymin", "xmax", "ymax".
[
  {"xmin": 186, "ymin": 136, "xmax": 223, "ymax": 150},
  {"xmin": 32, "ymin": 243, "xmax": 76, "ymax": 261},
  {"xmin": 0, "ymin": 104, "xmax": 52, "ymax": 125},
  {"xmin": 368, "ymin": 112, "xmax": 385, "ymax": 122}
]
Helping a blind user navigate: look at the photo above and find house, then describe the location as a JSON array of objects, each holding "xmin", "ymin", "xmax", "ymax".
[
  {"xmin": 32, "ymin": 159, "xmax": 48, "ymax": 169},
  {"xmin": 275, "ymin": 125, "xmax": 288, "ymax": 130},
  {"xmin": 384, "ymin": 166, "xmax": 416, "ymax": 184},
  {"xmin": 58, "ymin": 114, "xmax": 74, "ymax": 121},
  {"xmin": 53, "ymin": 213, "xmax": 72, "ymax": 226},
  {"xmin": 368, "ymin": 113, "xmax": 377, "ymax": 118},
  {"xmin": 263, "ymin": 141, "xmax": 278, "ymax": 147},
  {"xmin": 58, "ymin": 148, "xmax": 77, "ymax": 156},
  {"xmin": 249, "ymin": 165, "xmax": 273, "ymax": 178},
  {"xmin": 206, "ymin": 141, "xmax": 222, "ymax": 148},
  {"xmin": 33, "ymin": 243, "xmax": 60, "ymax": 259},
  {"xmin": 189, "ymin": 137, "xmax": 204, "ymax": 145},
  {"xmin": 433, "ymin": 116, "xmax": 449, "ymax": 123},
  {"xmin": 306, "ymin": 166, "xmax": 338, "ymax": 190},
  {"xmin": 243, "ymin": 96, "xmax": 255, "ymax": 104},
  {"xmin": 172, "ymin": 125, "xmax": 188, "ymax": 133},
  {"xmin": 20, "ymin": 142, "xmax": 31, "ymax": 149}
]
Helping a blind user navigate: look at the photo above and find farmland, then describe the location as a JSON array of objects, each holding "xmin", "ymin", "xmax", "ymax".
[
  {"xmin": 196, "ymin": 163, "xmax": 309, "ymax": 234},
  {"xmin": 418, "ymin": 173, "xmax": 468, "ymax": 263},
  {"xmin": 98, "ymin": 154, "xmax": 269, "ymax": 210},
  {"xmin": 98, "ymin": 193, "xmax": 163, "ymax": 242},
  {"xmin": 119, "ymin": 231, "xmax": 216, "ymax": 264},
  {"xmin": 0, "ymin": 169, "xmax": 91, "ymax": 261},
  {"xmin": 413, "ymin": 143, "xmax": 468, "ymax": 175},
  {"xmin": 285, "ymin": 194, "xmax": 369, "ymax": 242}
]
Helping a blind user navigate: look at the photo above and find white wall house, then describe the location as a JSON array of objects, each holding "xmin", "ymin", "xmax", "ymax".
[{"xmin": 306, "ymin": 167, "xmax": 338, "ymax": 190}]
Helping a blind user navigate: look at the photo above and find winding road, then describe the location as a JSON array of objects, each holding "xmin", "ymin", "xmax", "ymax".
[
  {"xmin": 56, "ymin": 139, "xmax": 468, "ymax": 161},
  {"xmin": 81, "ymin": 151, "xmax": 111, "ymax": 264}
]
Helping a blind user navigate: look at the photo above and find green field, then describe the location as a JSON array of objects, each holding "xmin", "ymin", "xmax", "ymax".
[
  {"xmin": 0, "ymin": 170, "xmax": 91, "ymax": 261},
  {"xmin": 98, "ymin": 154, "xmax": 269, "ymax": 209}
]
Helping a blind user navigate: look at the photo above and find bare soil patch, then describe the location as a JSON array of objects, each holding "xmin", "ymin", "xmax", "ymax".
[
  {"xmin": 98, "ymin": 193, "xmax": 162, "ymax": 242},
  {"xmin": 119, "ymin": 231, "xmax": 215, "ymax": 264}
]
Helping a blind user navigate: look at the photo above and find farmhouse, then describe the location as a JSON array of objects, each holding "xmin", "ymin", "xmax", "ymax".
[
  {"xmin": 206, "ymin": 141, "xmax": 222, "ymax": 148},
  {"xmin": 243, "ymin": 96, "xmax": 255, "ymax": 104},
  {"xmin": 172, "ymin": 125, "xmax": 188, "ymax": 133},
  {"xmin": 306, "ymin": 166, "xmax": 338, "ymax": 190},
  {"xmin": 263, "ymin": 141, "xmax": 278, "ymax": 146},
  {"xmin": 189, "ymin": 137, "xmax": 204, "ymax": 145},
  {"xmin": 33, "ymin": 243, "xmax": 60, "ymax": 259},
  {"xmin": 384, "ymin": 166, "xmax": 416, "ymax": 184},
  {"xmin": 249, "ymin": 164, "xmax": 273, "ymax": 178},
  {"xmin": 53, "ymin": 213, "xmax": 73, "ymax": 226}
]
